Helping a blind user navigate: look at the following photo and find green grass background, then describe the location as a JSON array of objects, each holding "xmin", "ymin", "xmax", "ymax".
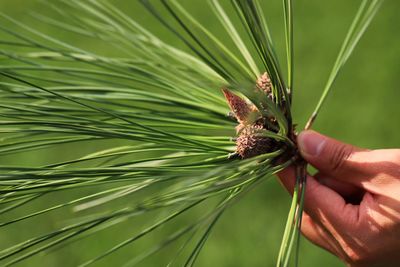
[{"xmin": 0, "ymin": 0, "xmax": 399, "ymax": 266}]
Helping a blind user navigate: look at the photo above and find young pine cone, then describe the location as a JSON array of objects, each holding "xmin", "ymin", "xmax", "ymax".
[
  {"xmin": 223, "ymin": 72, "xmax": 279, "ymax": 159},
  {"xmin": 235, "ymin": 125, "xmax": 276, "ymax": 159},
  {"xmin": 256, "ymin": 72, "xmax": 272, "ymax": 95}
]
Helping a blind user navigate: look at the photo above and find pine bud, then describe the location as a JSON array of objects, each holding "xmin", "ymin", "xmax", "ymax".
[
  {"xmin": 223, "ymin": 72, "xmax": 278, "ymax": 159},
  {"xmin": 235, "ymin": 125, "xmax": 275, "ymax": 159},
  {"xmin": 256, "ymin": 72, "xmax": 272, "ymax": 95},
  {"xmin": 222, "ymin": 88, "xmax": 252, "ymax": 125}
]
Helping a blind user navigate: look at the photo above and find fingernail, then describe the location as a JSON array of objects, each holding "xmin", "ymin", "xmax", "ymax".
[{"xmin": 297, "ymin": 130, "xmax": 326, "ymax": 157}]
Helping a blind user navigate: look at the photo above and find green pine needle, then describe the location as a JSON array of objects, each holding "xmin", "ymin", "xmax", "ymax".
[{"xmin": 0, "ymin": 0, "xmax": 383, "ymax": 266}]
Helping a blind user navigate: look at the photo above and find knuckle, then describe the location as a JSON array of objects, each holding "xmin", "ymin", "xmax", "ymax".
[{"xmin": 329, "ymin": 144, "xmax": 354, "ymax": 174}]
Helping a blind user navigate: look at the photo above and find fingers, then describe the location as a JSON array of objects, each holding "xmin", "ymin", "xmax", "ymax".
[
  {"xmin": 297, "ymin": 130, "xmax": 365, "ymax": 178},
  {"xmin": 314, "ymin": 172, "xmax": 364, "ymax": 204},
  {"xmin": 301, "ymin": 213, "xmax": 350, "ymax": 262},
  {"xmin": 296, "ymin": 130, "xmax": 380, "ymax": 191},
  {"xmin": 278, "ymin": 168, "xmax": 354, "ymax": 258},
  {"xmin": 278, "ymin": 167, "xmax": 358, "ymax": 232},
  {"xmin": 297, "ymin": 131, "xmax": 400, "ymax": 195},
  {"xmin": 279, "ymin": 169, "xmax": 364, "ymax": 200},
  {"xmin": 301, "ymin": 213, "xmax": 338, "ymax": 256}
]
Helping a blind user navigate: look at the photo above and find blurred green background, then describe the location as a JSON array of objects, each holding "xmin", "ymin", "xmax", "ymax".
[{"xmin": 0, "ymin": 0, "xmax": 399, "ymax": 266}]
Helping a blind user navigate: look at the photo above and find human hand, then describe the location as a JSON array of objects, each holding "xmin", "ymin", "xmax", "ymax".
[{"xmin": 278, "ymin": 130, "xmax": 400, "ymax": 267}]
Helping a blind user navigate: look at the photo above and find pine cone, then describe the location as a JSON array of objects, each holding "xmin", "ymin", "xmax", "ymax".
[
  {"xmin": 236, "ymin": 125, "xmax": 275, "ymax": 159},
  {"xmin": 222, "ymin": 88, "xmax": 253, "ymax": 125},
  {"xmin": 256, "ymin": 72, "xmax": 272, "ymax": 95}
]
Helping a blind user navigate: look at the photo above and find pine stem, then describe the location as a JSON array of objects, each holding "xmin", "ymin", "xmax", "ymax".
[
  {"xmin": 294, "ymin": 163, "xmax": 307, "ymax": 267},
  {"xmin": 283, "ymin": 0, "xmax": 294, "ymax": 101}
]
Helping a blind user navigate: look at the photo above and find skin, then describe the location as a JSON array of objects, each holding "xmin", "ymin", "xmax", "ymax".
[{"xmin": 278, "ymin": 130, "xmax": 400, "ymax": 267}]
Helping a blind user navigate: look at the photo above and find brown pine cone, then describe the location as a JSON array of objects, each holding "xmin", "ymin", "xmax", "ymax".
[{"xmin": 236, "ymin": 125, "xmax": 275, "ymax": 159}]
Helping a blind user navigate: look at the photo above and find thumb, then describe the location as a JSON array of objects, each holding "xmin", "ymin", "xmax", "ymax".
[{"xmin": 297, "ymin": 130, "xmax": 364, "ymax": 178}]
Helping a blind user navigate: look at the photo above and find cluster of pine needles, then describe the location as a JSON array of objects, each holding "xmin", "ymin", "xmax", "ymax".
[{"xmin": 0, "ymin": 0, "xmax": 383, "ymax": 266}]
